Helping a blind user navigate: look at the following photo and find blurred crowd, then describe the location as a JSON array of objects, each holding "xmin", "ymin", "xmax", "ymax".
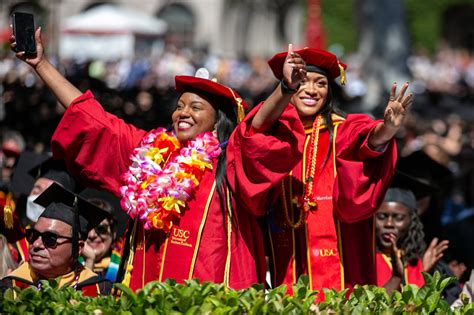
[{"xmin": 0, "ymin": 44, "xmax": 473, "ymax": 284}]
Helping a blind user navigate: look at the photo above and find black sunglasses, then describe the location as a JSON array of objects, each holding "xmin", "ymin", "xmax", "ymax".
[
  {"xmin": 94, "ymin": 224, "xmax": 111, "ymax": 236},
  {"xmin": 25, "ymin": 228, "xmax": 73, "ymax": 248}
]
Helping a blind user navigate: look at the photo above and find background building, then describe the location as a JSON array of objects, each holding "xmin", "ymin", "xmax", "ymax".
[{"xmin": 1, "ymin": 0, "xmax": 306, "ymax": 59}]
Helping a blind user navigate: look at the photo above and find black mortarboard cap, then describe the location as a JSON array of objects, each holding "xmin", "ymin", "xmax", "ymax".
[
  {"xmin": 33, "ymin": 182, "xmax": 108, "ymax": 240},
  {"xmin": 397, "ymin": 150, "xmax": 453, "ymax": 189},
  {"xmin": 390, "ymin": 170, "xmax": 437, "ymax": 200},
  {"xmin": 27, "ymin": 157, "xmax": 76, "ymax": 192},
  {"xmin": 10, "ymin": 151, "xmax": 50, "ymax": 196},
  {"xmin": 384, "ymin": 170, "xmax": 437, "ymax": 211}
]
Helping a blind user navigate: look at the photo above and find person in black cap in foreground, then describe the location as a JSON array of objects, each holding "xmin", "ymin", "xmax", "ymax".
[
  {"xmin": 0, "ymin": 183, "xmax": 111, "ymax": 296},
  {"xmin": 4, "ymin": 154, "xmax": 76, "ymax": 264},
  {"xmin": 374, "ymin": 171, "xmax": 449, "ymax": 294}
]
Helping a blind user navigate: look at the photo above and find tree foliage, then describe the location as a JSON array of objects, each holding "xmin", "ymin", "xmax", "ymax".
[{"xmin": 320, "ymin": 0, "xmax": 472, "ymax": 54}]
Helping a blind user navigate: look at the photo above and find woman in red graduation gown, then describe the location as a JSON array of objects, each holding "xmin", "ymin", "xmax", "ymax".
[
  {"xmin": 228, "ymin": 44, "xmax": 412, "ymax": 297},
  {"xmin": 11, "ymin": 29, "xmax": 302, "ymax": 290},
  {"xmin": 375, "ymin": 186, "xmax": 449, "ymax": 293}
]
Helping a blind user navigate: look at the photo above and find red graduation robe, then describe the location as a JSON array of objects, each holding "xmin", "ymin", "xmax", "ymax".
[
  {"xmin": 229, "ymin": 103, "xmax": 397, "ymax": 297},
  {"xmin": 51, "ymin": 91, "xmax": 302, "ymax": 290},
  {"xmin": 375, "ymin": 253, "xmax": 425, "ymax": 287},
  {"xmin": 0, "ymin": 191, "xmax": 25, "ymax": 243},
  {"xmin": 10, "ymin": 237, "xmax": 29, "ymax": 263}
]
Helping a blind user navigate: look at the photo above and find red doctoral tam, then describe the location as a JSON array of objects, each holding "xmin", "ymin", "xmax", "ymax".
[
  {"xmin": 175, "ymin": 73, "xmax": 247, "ymax": 122},
  {"xmin": 268, "ymin": 47, "xmax": 347, "ymax": 85}
]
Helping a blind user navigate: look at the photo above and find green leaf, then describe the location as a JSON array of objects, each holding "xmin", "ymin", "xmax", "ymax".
[
  {"xmin": 426, "ymin": 292, "xmax": 441, "ymax": 313},
  {"xmin": 439, "ymin": 277, "xmax": 456, "ymax": 292}
]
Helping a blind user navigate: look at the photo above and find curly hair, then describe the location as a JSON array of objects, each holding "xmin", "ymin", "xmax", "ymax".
[{"xmin": 399, "ymin": 211, "xmax": 426, "ymax": 266}]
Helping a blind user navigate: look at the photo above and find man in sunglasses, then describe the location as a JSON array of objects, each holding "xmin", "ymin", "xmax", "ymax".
[
  {"xmin": 5, "ymin": 154, "xmax": 77, "ymax": 264},
  {"xmin": 0, "ymin": 182, "xmax": 111, "ymax": 296}
]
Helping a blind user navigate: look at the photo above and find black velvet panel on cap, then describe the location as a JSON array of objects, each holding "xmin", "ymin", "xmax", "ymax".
[
  {"xmin": 384, "ymin": 188, "xmax": 417, "ymax": 212},
  {"xmin": 390, "ymin": 170, "xmax": 436, "ymax": 200},
  {"xmin": 34, "ymin": 182, "xmax": 108, "ymax": 240},
  {"xmin": 28, "ymin": 157, "xmax": 76, "ymax": 192},
  {"xmin": 10, "ymin": 151, "xmax": 50, "ymax": 196}
]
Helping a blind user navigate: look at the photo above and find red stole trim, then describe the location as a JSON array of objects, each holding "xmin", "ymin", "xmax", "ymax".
[
  {"xmin": 268, "ymin": 126, "xmax": 344, "ymax": 297},
  {"xmin": 376, "ymin": 253, "xmax": 425, "ymax": 287},
  {"xmin": 159, "ymin": 181, "xmax": 216, "ymax": 281},
  {"xmin": 80, "ymin": 283, "xmax": 100, "ymax": 297},
  {"xmin": 16, "ymin": 238, "xmax": 29, "ymax": 262},
  {"xmin": 304, "ymin": 129, "xmax": 342, "ymax": 294},
  {"xmin": 11, "ymin": 278, "xmax": 30, "ymax": 290},
  {"xmin": 128, "ymin": 170, "xmax": 217, "ymax": 290},
  {"xmin": 405, "ymin": 259, "xmax": 425, "ymax": 287}
]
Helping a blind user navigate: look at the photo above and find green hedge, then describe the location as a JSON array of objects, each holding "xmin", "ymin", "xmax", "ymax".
[{"xmin": 1, "ymin": 273, "xmax": 473, "ymax": 314}]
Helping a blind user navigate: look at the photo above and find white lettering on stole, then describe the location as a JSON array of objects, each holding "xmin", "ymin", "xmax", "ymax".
[{"xmin": 316, "ymin": 195, "xmax": 332, "ymax": 201}]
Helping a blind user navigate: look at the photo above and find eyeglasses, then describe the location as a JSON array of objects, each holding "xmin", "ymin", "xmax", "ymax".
[
  {"xmin": 94, "ymin": 224, "xmax": 111, "ymax": 236},
  {"xmin": 25, "ymin": 228, "xmax": 73, "ymax": 248}
]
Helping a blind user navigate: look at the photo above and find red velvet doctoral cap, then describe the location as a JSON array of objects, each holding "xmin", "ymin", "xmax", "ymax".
[
  {"xmin": 175, "ymin": 74, "xmax": 248, "ymax": 122},
  {"xmin": 268, "ymin": 47, "xmax": 347, "ymax": 84}
]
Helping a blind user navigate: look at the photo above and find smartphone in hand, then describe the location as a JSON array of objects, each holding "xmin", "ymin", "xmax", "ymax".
[{"xmin": 12, "ymin": 12, "xmax": 36, "ymax": 55}]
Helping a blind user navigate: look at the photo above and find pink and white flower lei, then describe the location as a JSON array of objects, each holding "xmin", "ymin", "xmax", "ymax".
[{"xmin": 120, "ymin": 127, "xmax": 222, "ymax": 232}]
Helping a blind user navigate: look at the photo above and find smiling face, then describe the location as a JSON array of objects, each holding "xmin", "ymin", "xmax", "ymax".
[
  {"xmin": 171, "ymin": 92, "xmax": 217, "ymax": 142},
  {"xmin": 86, "ymin": 218, "xmax": 115, "ymax": 262},
  {"xmin": 28, "ymin": 217, "xmax": 81, "ymax": 279},
  {"xmin": 375, "ymin": 202, "xmax": 412, "ymax": 252},
  {"xmin": 290, "ymin": 72, "xmax": 329, "ymax": 128}
]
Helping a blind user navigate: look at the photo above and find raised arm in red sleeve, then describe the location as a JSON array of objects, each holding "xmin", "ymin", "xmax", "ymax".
[
  {"xmin": 333, "ymin": 114, "xmax": 397, "ymax": 223},
  {"xmin": 51, "ymin": 91, "xmax": 147, "ymax": 196},
  {"xmin": 227, "ymin": 103, "xmax": 305, "ymax": 216}
]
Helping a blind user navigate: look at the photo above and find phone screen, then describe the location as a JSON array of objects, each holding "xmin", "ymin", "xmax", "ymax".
[{"xmin": 12, "ymin": 12, "xmax": 36, "ymax": 55}]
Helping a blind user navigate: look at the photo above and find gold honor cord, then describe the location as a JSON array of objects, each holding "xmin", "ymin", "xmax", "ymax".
[
  {"xmin": 333, "ymin": 124, "xmax": 345, "ymax": 290},
  {"xmin": 282, "ymin": 116, "xmax": 322, "ymax": 229},
  {"xmin": 187, "ymin": 181, "xmax": 216, "ymax": 280},
  {"xmin": 121, "ymin": 217, "xmax": 138, "ymax": 288},
  {"xmin": 223, "ymin": 187, "xmax": 233, "ymax": 288}
]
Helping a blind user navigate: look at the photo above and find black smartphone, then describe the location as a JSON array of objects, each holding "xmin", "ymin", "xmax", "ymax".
[{"xmin": 12, "ymin": 12, "xmax": 36, "ymax": 55}]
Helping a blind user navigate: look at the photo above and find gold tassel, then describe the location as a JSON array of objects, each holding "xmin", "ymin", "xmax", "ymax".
[
  {"xmin": 338, "ymin": 62, "xmax": 346, "ymax": 86},
  {"xmin": 120, "ymin": 218, "xmax": 138, "ymax": 290},
  {"xmin": 122, "ymin": 265, "xmax": 133, "ymax": 288},
  {"xmin": 236, "ymin": 100, "xmax": 245, "ymax": 123},
  {"xmin": 228, "ymin": 87, "xmax": 245, "ymax": 123},
  {"xmin": 3, "ymin": 192, "xmax": 14, "ymax": 229}
]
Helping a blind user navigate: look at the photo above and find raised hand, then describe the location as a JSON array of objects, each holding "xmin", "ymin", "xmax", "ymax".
[
  {"xmin": 10, "ymin": 26, "xmax": 45, "ymax": 68},
  {"xmin": 388, "ymin": 233, "xmax": 404, "ymax": 278},
  {"xmin": 282, "ymin": 43, "xmax": 306, "ymax": 90},
  {"xmin": 81, "ymin": 240, "xmax": 97, "ymax": 270},
  {"xmin": 422, "ymin": 237, "xmax": 449, "ymax": 272},
  {"xmin": 384, "ymin": 82, "xmax": 413, "ymax": 131}
]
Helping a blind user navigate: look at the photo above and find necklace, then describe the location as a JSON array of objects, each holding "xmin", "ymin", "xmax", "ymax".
[
  {"xmin": 282, "ymin": 116, "xmax": 321, "ymax": 228},
  {"xmin": 120, "ymin": 128, "xmax": 222, "ymax": 232}
]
